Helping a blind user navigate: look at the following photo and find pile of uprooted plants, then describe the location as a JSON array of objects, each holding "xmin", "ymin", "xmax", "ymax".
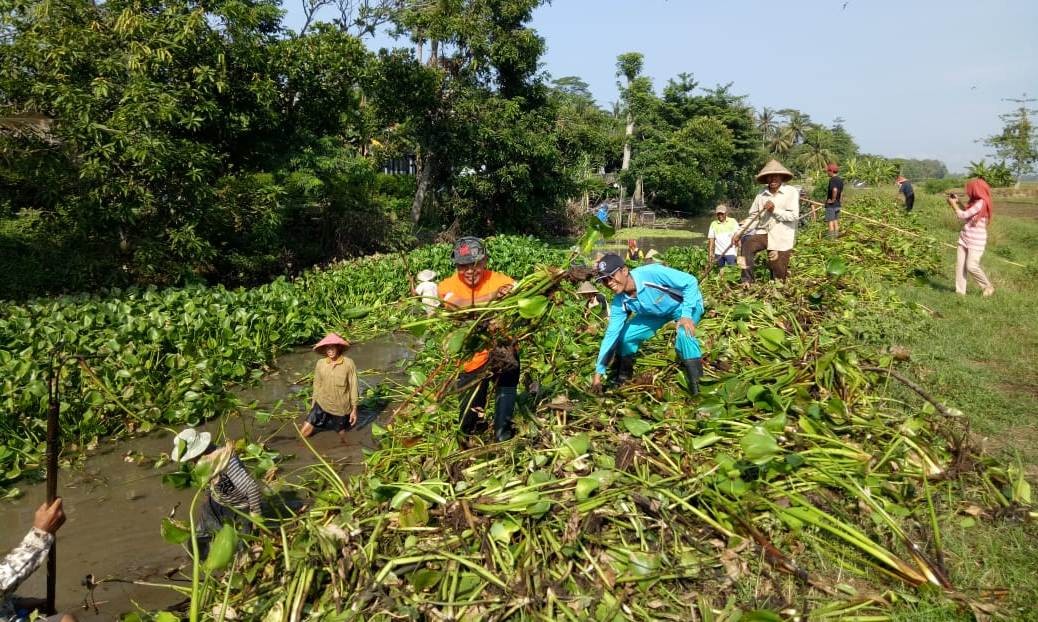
[{"xmin": 150, "ymin": 194, "xmax": 1033, "ymax": 622}]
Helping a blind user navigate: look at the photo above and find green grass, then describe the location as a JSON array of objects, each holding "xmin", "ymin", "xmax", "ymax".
[
  {"xmin": 864, "ymin": 190, "xmax": 1038, "ymax": 618},
  {"xmin": 614, "ymin": 226, "xmax": 703, "ymax": 239}
]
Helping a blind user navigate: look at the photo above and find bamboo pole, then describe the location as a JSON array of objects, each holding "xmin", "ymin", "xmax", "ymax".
[
  {"xmin": 45, "ymin": 353, "xmax": 61, "ymax": 615},
  {"xmin": 799, "ymin": 197, "xmax": 1026, "ymax": 268}
]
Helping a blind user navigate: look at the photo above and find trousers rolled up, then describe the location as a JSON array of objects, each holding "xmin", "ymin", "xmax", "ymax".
[
  {"xmin": 613, "ymin": 309, "xmax": 701, "ymax": 361},
  {"xmin": 738, "ymin": 233, "xmax": 768, "ymax": 283}
]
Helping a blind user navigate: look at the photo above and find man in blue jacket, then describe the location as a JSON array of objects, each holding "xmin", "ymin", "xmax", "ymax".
[{"xmin": 590, "ymin": 253, "xmax": 705, "ymax": 395}]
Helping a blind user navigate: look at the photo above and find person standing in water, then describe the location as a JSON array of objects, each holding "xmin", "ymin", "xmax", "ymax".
[{"xmin": 301, "ymin": 333, "xmax": 359, "ymax": 443}]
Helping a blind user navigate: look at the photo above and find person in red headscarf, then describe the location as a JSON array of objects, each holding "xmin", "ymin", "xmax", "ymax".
[{"xmin": 946, "ymin": 178, "xmax": 994, "ymax": 296}]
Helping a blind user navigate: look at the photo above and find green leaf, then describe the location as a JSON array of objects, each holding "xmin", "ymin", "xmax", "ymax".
[
  {"xmin": 408, "ymin": 370, "xmax": 427, "ymax": 386},
  {"xmin": 408, "ymin": 569, "xmax": 442, "ymax": 591},
  {"xmin": 340, "ymin": 307, "xmax": 371, "ymax": 320},
  {"xmin": 826, "ymin": 256, "xmax": 848, "ymax": 277},
  {"xmin": 516, "ymin": 295, "xmax": 550, "ymax": 319},
  {"xmin": 445, "ymin": 328, "xmax": 467, "ymax": 355},
  {"xmin": 160, "ymin": 517, "xmax": 190, "ymax": 544},
  {"xmin": 575, "ymin": 476, "xmax": 601, "ymax": 501},
  {"xmin": 740, "ymin": 426, "xmax": 781, "ymax": 465},
  {"xmin": 154, "ymin": 613, "xmax": 180, "ymax": 622},
  {"xmin": 692, "ymin": 432, "xmax": 722, "ymax": 450},
  {"xmin": 757, "ymin": 327, "xmax": 786, "ymax": 351},
  {"xmin": 203, "ymin": 523, "xmax": 237, "ymax": 572},
  {"xmin": 622, "ymin": 416, "xmax": 653, "ymax": 437},
  {"xmin": 490, "ymin": 517, "xmax": 521, "ymax": 543},
  {"xmin": 560, "ymin": 432, "xmax": 590, "ymax": 459}
]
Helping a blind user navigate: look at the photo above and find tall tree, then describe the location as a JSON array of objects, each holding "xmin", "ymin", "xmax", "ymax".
[
  {"xmin": 756, "ymin": 107, "xmax": 778, "ymax": 146},
  {"xmin": 985, "ymin": 95, "xmax": 1038, "ymax": 187},
  {"xmin": 615, "ymin": 52, "xmax": 644, "ymax": 172}
]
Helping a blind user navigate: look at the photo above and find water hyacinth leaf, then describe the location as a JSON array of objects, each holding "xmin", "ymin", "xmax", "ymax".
[
  {"xmin": 203, "ymin": 523, "xmax": 237, "ymax": 572},
  {"xmin": 528, "ymin": 470, "xmax": 553, "ymax": 485},
  {"xmin": 160, "ymin": 517, "xmax": 190, "ymax": 544},
  {"xmin": 490, "ymin": 517, "xmax": 521, "ymax": 543},
  {"xmin": 560, "ymin": 433, "xmax": 590, "ymax": 459},
  {"xmin": 622, "ymin": 416, "xmax": 653, "ymax": 437},
  {"xmin": 764, "ymin": 411, "xmax": 787, "ymax": 433},
  {"xmin": 746, "ymin": 385, "xmax": 768, "ymax": 403},
  {"xmin": 826, "ymin": 256, "xmax": 849, "ymax": 277},
  {"xmin": 525, "ymin": 500, "xmax": 552, "ymax": 518},
  {"xmin": 586, "ymin": 214, "xmax": 615, "ymax": 238},
  {"xmin": 740, "ymin": 426, "xmax": 780, "ymax": 465},
  {"xmin": 445, "ymin": 329, "xmax": 467, "ymax": 355},
  {"xmin": 575, "ymin": 476, "xmax": 601, "ymax": 501},
  {"xmin": 408, "ymin": 569, "xmax": 442, "ymax": 591},
  {"xmin": 757, "ymin": 327, "xmax": 786, "ymax": 351},
  {"xmin": 408, "ymin": 370, "xmax": 426, "ymax": 387},
  {"xmin": 399, "ymin": 496, "xmax": 430, "ymax": 528},
  {"xmin": 517, "ymin": 295, "xmax": 550, "ymax": 319},
  {"xmin": 154, "ymin": 613, "xmax": 179, "ymax": 622},
  {"xmin": 407, "ymin": 321, "xmax": 429, "ymax": 338},
  {"xmin": 627, "ymin": 551, "xmax": 661, "ymax": 577}
]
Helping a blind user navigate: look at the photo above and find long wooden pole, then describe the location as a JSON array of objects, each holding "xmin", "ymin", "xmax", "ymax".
[
  {"xmin": 45, "ymin": 354, "xmax": 60, "ymax": 615},
  {"xmin": 799, "ymin": 197, "xmax": 1026, "ymax": 268}
]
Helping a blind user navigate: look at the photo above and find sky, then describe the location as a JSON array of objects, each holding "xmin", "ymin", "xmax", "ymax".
[{"xmin": 283, "ymin": 0, "xmax": 1038, "ymax": 173}]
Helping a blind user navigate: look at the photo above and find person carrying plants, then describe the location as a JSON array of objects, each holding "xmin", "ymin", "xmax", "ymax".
[
  {"xmin": 590, "ymin": 253, "xmax": 705, "ymax": 395},
  {"xmin": 170, "ymin": 428, "xmax": 263, "ymax": 557},
  {"xmin": 414, "ymin": 269, "xmax": 440, "ymax": 316},
  {"xmin": 437, "ymin": 236, "xmax": 520, "ymax": 441},
  {"xmin": 825, "ymin": 162, "xmax": 844, "ymax": 238},
  {"xmin": 896, "ymin": 175, "xmax": 915, "ymax": 213},
  {"xmin": 1, "ymin": 498, "xmax": 78, "ymax": 622},
  {"xmin": 736, "ymin": 159, "xmax": 800, "ymax": 282},
  {"xmin": 301, "ymin": 333, "xmax": 359, "ymax": 443},
  {"xmin": 625, "ymin": 239, "xmax": 644, "ymax": 262},
  {"xmin": 707, "ymin": 204, "xmax": 739, "ymax": 267},
  {"xmin": 947, "ymin": 179, "xmax": 995, "ymax": 297}
]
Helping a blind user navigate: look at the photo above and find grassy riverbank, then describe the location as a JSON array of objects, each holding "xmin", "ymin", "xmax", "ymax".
[{"xmin": 858, "ymin": 189, "xmax": 1038, "ymax": 619}]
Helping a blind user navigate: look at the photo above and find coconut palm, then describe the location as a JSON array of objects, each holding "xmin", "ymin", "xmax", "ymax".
[
  {"xmin": 779, "ymin": 109, "xmax": 809, "ymax": 145},
  {"xmin": 796, "ymin": 128, "xmax": 835, "ymax": 173},
  {"xmin": 756, "ymin": 107, "xmax": 778, "ymax": 145},
  {"xmin": 768, "ymin": 126, "xmax": 795, "ymax": 156}
]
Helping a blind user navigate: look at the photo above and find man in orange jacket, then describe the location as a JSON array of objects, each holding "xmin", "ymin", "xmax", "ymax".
[{"xmin": 438, "ymin": 237, "xmax": 519, "ymax": 441}]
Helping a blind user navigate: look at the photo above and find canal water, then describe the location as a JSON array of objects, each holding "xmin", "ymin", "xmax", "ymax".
[{"xmin": 0, "ymin": 333, "xmax": 417, "ymax": 621}]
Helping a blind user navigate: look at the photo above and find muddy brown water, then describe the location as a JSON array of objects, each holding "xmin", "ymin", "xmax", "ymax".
[{"xmin": 0, "ymin": 333, "xmax": 417, "ymax": 621}]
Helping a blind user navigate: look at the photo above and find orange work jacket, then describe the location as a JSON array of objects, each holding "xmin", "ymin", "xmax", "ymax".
[{"xmin": 438, "ymin": 270, "xmax": 515, "ymax": 372}]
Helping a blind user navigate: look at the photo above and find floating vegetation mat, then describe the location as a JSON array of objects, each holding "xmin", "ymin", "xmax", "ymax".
[{"xmin": 140, "ymin": 196, "xmax": 1031, "ymax": 621}]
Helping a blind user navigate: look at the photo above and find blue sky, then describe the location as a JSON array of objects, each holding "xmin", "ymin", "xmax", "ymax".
[{"xmin": 283, "ymin": 0, "xmax": 1038, "ymax": 173}]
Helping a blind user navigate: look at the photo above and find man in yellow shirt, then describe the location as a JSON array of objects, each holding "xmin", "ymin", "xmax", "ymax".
[{"xmin": 438, "ymin": 237, "xmax": 519, "ymax": 441}]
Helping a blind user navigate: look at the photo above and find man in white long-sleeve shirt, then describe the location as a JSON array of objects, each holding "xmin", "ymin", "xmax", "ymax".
[
  {"xmin": 1, "ymin": 499, "xmax": 77, "ymax": 622},
  {"xmin": 737, "ymin": 159, "xmax": 800, "ymax": 281}
]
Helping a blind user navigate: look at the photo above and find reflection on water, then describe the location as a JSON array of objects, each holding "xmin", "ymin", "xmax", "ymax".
[{"xmin": 0, "ymin": 332, "xmax": 417, "ymax": 621}]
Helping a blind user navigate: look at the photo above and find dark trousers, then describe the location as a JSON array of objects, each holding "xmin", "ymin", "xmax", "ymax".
[
  {"xmin": 456, "ymin": 359, "xmax": 520, "ymax": 434},
  {"xmin": 767, "ymin": 250, "xmax": 792, "ymax": 280},
  {"xmin": 905, "ymin": 194, "xmax": 915, "ymax": 212},
  {"xmin": 740, "ymin": 233, "xmax": 769, "ymax": 283}
]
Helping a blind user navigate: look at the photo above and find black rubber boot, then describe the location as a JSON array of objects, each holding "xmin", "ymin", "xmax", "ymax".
[
  {"xmin": 617, "ymin": 355, "xmax": 635, "ymax": 384},
  {"xmin": 681, "ymin": 358, "xmax": 703, "ymax": 396},
  {"xmin": 493, "ymin": 386, "xmax": 517, "ymax": 441}
]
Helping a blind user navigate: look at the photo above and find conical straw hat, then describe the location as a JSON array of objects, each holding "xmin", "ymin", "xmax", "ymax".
[
  {"xmin": 576, "ymin": 281, "xmax": 598, "ymax": 295},
  {"xmin": 755, "ymin": 159, "xmax": 794, "ymax": 184}
]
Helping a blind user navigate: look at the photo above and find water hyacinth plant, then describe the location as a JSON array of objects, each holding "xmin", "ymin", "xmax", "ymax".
[{"xmin": 123, "ymin": 193, "xmax": 1033, "ymax": 620}]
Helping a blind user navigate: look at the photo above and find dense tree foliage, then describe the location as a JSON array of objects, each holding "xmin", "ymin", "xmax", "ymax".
[{"xmin": 984, "ymin": 96, "xmax": 1038, "ymax": 187}]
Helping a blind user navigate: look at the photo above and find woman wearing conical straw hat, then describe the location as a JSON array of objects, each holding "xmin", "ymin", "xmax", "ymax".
[{"xmin": 735, "ymin": 159, "xmax": 800, "ymax": 282}]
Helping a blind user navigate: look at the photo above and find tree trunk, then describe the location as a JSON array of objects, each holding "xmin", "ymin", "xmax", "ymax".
[
  {"xmin": 621, "ymin": 111, "xmax": 633, "ymax": 171},
  {"xmin": 411, "ymin": 151, "xmax": 433, "ymax": 224}
]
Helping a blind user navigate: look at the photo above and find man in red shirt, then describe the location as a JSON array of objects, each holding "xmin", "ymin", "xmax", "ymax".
[{"xmin": 438, "ymin": 237, "xmax": 519, "ymax": 441}]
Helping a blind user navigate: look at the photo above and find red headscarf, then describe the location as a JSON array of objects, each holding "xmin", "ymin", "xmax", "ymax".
[{"xmin": 965, "ymin": 178, "xmax": 993, "ymax": 223}]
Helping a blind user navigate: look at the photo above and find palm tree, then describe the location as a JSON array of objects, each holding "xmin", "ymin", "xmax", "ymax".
[
  {"xmin": 768, "ymin": 126, "xmax": 795, "ymax": 156},
  {"xmin": 796, "ymin": 128, "xmax": 835, "ymax": 173},
  {"xmin": 779, "ymin": 109, "xmax": 809, "ymax": 145},
  {"xmin": 756, "ymin": 107, "xmax": 777, "ymax": 146}
]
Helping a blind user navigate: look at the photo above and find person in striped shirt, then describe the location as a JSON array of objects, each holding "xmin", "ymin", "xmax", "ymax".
[
  {"xmin": 946, "ymin": 178, "xmax": 995, "ymax": 297},
  {"xmin": 171, "ymin": 428, "xmax": 263, "ymax": 556}
]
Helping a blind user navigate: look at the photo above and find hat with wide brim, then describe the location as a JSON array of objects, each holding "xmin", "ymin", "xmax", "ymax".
[
  {"xmin": 417, "ymin": 269, "xmax": 438, "ymax": 282},
  {"xmin": 313, "ymin": 332, "xmax": 349, "ymax": 352},
  {"xmin": 714, "ymin": 204, "xmax": 729, "ymax": 214},
  {"xmin": 172, "ymin": 428, "xmax": 211, "ymax": 463},
  {"xmin": 576, "ymin": 281, "xmax": 599, "ymax": 295},
  {"xmin": 755, "ymin": 159, "xmax": 794, "ymax": 184}
]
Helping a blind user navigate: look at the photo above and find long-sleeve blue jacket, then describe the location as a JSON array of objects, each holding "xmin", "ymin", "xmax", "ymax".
[{"xmin": 595, "ymin": 263, "xmax": 704, "ymax": 374}]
